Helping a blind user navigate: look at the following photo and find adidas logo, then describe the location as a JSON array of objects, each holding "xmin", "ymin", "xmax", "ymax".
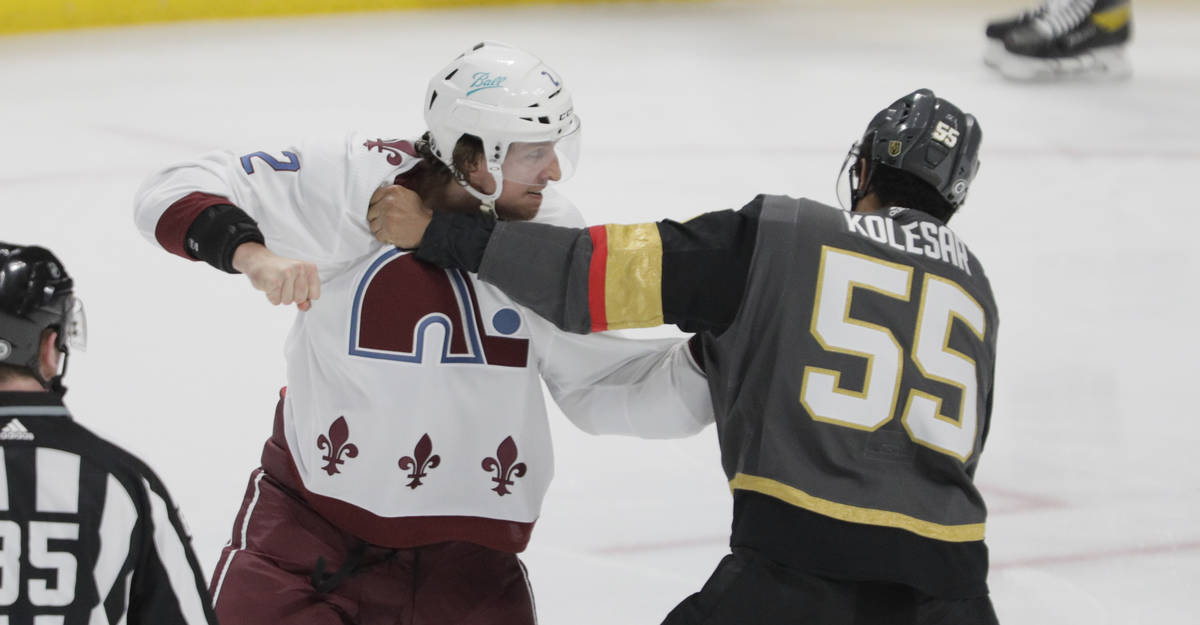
[{"xmin": 0, "ymin": 419, "xmax": 34, "ymax": 441}]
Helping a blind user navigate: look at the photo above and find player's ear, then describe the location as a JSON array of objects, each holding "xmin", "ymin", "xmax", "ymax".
[
  {"xmin": 38, "ymin": 329, "xmax": 60, "ymax": 380},
  {"xmin": 465, "ymin": 153, "xmax": 486, "ymax": 174}
]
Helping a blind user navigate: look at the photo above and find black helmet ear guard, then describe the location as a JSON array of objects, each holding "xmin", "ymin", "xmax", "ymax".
[
  {"xmin": 843, "ymin": 89, "xmax": 982, "ymax": 212},
  {"xmin": 0, "ymin": 242, "xmax": 86, "ymax": 394}
]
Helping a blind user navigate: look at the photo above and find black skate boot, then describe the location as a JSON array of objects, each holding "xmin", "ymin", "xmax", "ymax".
[
  {"xmin": 979, "ymin": 0, "xmax": 1075, "ymax": 66},
  {"xmin": 983, "ymin": 1, "xmax": 1055, "ymax": 68},
  {"xmin": 986, "ymin": 4, "xmax": 1047, "ymax": 41},
  {"xmin": 992, "ymin": 0, "xmax": 1133, "ymax": 80}
]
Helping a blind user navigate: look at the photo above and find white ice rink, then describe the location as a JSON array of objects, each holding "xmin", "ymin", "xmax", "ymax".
[{"xmin": 2, "ymin": 0, "xmax": 1198, "ymax": 622}]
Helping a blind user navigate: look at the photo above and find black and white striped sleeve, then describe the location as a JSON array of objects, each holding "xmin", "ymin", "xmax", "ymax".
[{"xmin": 122, "ymin": 473, "xmax": 217, "ymax": 625}]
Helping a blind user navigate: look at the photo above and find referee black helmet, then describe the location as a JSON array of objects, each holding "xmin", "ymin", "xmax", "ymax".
[{"xmin": 0, "ymin": 242, "xmax": 85, "ymax": 388}]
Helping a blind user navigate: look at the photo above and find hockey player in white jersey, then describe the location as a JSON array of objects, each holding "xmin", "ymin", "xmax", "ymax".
[{"xmin": 133, "ymin": 42, "xmax": 712, "ymax": 625}]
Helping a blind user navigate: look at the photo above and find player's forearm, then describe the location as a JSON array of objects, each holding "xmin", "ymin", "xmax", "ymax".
[
  {"xmin": 415, "ymin": 211, "xmax": 594, "ymax": 333},
  {"xmin": 479, "ymin": 221, "xmax": 596, "ymax": 333},
  {"xmin": 482, "ymin": 215, "xmax": 758, "ymax": 335},
  {"xmin": 415, "ymin": 206, "xmax": 759, "ymax": 335},
  {"xmin": 137, "ymin": 190, "xmax": 264, "ymax": 273},
  {"xmin": 422, "ymin": 215, "xmax": 670, "ymax": 334}
]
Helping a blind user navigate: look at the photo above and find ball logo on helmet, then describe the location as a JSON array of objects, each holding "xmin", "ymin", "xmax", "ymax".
[
  {"xmin": 0, "ymin": 339, "xmax": 10, "ymax": 361},
  {"xmin": 467, "ymin": 72, "xmax": 507, "ymax": 96}
]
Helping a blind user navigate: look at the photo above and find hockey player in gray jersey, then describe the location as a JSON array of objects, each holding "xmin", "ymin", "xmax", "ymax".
[{"xmin": 372, "ymin": 88, "xmax": 1001, "ymax": 624}]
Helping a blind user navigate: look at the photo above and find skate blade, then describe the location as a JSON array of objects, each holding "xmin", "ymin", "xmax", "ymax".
[{"xmin": 990, "ymin": 46, "xmax": 1132, "ymax": 81}]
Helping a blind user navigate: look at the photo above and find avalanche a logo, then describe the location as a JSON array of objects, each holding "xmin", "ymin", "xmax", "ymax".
[{"xmin": 349, "ymin": 250, "xmax": 528, "ymax": 367}]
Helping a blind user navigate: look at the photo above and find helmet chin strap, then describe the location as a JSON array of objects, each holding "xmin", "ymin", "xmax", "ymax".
[
  {"xmin": 846, "ymin": 136, "xmax": 880, "ymax": 213},
  {"xmin": 30, "ymin": 349, "xmax": 69, "ymax": 397},
  {"xmin": 459, "ymin": 164, "xmax": 503, "ymax": 213},
  {"xmin": 837, "ymin": 141, "xmax": 872, "ymax": 212},
  {"xmin": 851, "ymin": 160, "xmax": 875, "ymax": 211}
]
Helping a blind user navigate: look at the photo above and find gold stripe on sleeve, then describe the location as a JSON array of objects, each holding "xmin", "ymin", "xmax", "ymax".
[
  {"xmin": 729, "ymin": 473, "xmax": 986, "ymax": 543},
  {"xmin": 602, "ymin": 223, "xmax": 665, "ymax": 330}
]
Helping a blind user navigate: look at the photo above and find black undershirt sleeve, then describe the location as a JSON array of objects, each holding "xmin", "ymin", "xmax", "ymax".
[
  {"xmin": 659, "ymin": 196, "xmax": 764, "ymax": 335},
  {"xmin": 184, "ymin": 204, "xmax": 265, "ymax": 274}
]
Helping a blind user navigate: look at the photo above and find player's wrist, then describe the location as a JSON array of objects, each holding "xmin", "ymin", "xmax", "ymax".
[
  {"xmin": 186, "ymin": 204, "xmax": 266, "ymax": 274},
  {"xmin": 415, "ymin": 210, "xmax": 494, "ymax": 272},
  {"xmin": 231, "ymin": 241, "xmax": 270, "ymax": 274}
]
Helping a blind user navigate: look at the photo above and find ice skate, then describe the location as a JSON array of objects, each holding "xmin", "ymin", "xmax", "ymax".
[
  {"xmin": 987, "ymin": 0, "xmax": 1132, "ymax": 80},
  {"xmin": 984, "ymin": 1, "xmax": 1053, "ymax": 68}
]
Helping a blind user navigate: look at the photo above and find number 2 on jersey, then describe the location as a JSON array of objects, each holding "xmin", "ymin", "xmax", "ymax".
[
  {"xmin": 240, "ymin": 150, "xmax": 300, "ymax": 175},
  {"xmin": 799, "ymin": 246, "xmax": 986, "ymax": 462}
]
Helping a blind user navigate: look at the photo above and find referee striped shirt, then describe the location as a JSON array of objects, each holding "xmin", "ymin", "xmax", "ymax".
[{"xmin": 0, "ymin": 392, "xmax": 217, "ymax": 625}]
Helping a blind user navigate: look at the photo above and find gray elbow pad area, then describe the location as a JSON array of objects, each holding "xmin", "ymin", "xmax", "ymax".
[{"xmin": 480, "ymin": 222, "xmax": 595, "ymax": 334}]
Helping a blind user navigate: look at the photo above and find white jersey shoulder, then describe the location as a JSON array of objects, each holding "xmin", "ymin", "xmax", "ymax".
[{"xmin": 133, "ymin": 132, "xmax": 421, "ymax": 277}]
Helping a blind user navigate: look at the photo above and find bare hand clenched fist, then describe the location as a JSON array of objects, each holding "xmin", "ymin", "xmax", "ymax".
[
  {"xmin": 231, "ymin": 242, "xmax": 321, "ymax": 311},
  {"xmin": 367, "ymin": 185, "xmax": 433, "ymax": 249}
]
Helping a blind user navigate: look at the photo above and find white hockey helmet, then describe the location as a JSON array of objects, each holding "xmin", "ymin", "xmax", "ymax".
[{"xmin": 424, "ymin": 41, "xmax": 582, "ymax": 205}]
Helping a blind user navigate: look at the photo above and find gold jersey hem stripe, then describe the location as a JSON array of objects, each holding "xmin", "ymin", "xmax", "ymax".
[
  {"xmin": 602, "ymin": 223, "xmax": 664, "ymax": 330},
  {"xmin": 729, "ymin": 473, "xmax": 986, "ymax": 543}
]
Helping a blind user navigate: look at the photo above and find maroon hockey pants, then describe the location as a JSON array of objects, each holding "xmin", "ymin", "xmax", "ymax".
[{"xmin": 209, "ymin": 468, "xmax": 537, "ymax": 625}]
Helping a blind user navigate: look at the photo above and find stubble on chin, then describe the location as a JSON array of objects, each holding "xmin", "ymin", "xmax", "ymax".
[{"xmin": 496, "ymin": 197, "xmax": 542, "ymax": 222}]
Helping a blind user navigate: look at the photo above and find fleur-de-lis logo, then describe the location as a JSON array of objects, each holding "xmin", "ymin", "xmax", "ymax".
[
  {"xmin": 363, "ymin": 138, "xmax": 410, "ymax": 166},
  {"xmin": 317, "ymin": 416, "xmax": 358, "ymax": 476},
  {"xmin": 482, "ymin": 436, "xmax": 526, "ymax": 496},
  {"xmin": 397, "ymin": 434, "xmax": 440, "ymax": 489}
]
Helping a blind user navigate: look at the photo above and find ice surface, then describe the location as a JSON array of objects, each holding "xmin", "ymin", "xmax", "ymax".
[{"xmin": 1, "ymin": 1, "xmax": 1197, "ymax": 622}]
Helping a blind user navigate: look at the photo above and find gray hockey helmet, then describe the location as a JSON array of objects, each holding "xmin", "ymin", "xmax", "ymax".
[{"xmin": 855, "ymin": 88, "xmax": 982, "ymax": 210}]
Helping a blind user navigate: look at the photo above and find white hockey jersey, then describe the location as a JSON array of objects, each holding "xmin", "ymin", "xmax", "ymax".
[{"xmin": 133, "ymin": 134, "xmax": 712, "ymax": 552}]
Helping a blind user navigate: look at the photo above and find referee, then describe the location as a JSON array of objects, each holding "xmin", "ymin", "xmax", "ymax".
[{"xmin": 0, "ymin": 242, "xmax": 217, "ymax": 624}]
